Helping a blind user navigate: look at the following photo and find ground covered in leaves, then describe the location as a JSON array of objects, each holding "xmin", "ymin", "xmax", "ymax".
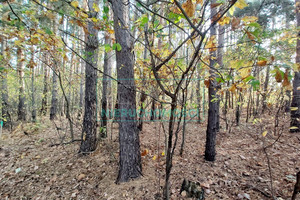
[{"xmin": 0, "ymin": 113, "xmax": 299, "ymax": 199}]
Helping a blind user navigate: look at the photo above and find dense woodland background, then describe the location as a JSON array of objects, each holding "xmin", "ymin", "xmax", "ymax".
[{"xmin": 1, "ymin": 0, "xmax": 300, "ymax": 199}]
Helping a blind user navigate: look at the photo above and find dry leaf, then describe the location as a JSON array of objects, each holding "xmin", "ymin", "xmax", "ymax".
[
  {"xmin": 283, "ymin": 70, "xmax": 291, "ymax": 88},
  {"xmin": 141, "ymin": 149, "xmax": 149, "ymax": 156},
  {"xmin": 196, "ymin": 0, "xmax": 203, "ymax": 5},
  {"xmin": 257, "ymin": 60, "xmax": 267, "ymax": 66},
  {"xmin": 211, "ymin": 3, "xmax": 222, "ymax": 8},
  {"xmin": 275, "ymin": 69, "xmax": 282, "ymax": 83},
  {"xmin": 204, "ymin": 79, "xmax": 210, "ymax": 88},
  {"xmin": 77, "ymin": 173, "xmax": 86, "ymax": 181},
  {"xmin": 182, "ymin": 0, "xmax": 195, "ymax": 18},
  {"xmin": 231, "ymin": 17, "xmax": 240, "ymax": 30}
]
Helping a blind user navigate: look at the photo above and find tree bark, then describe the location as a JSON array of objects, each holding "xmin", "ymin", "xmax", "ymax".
[
  {"xmin": 1, "ymin": 37, "xmax": 11, "ymax": 128},
  {"xmin": 50, "ymin": 70, "xmax": 58, "ymax": 120},
  {"xmin": 79, "ymin": 0, "xmax": 99, "ymax": 153},
  {"xmin": 17, "ymin": 48, "xmax": 26, "ymax": 121},
  {"xmin": 110, "ymin": 0, "xmax": 142, "ymax": 183},
  {"xmin": 100, "ymin": 10, "xmax": 113, "ymax": 138},
  {"xmin": 291, "ymin": 0, "xmax": 300, "ymax": 132},
  {"xmin": 205, "ymin": 0, "xmax": 219, "ymax": 162},
  {"xmin": 40, "ymin": 56, "xmax": 48, "ymax": 116}
]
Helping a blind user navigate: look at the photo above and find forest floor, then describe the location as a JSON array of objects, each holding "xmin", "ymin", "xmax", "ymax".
[{"xmin": 0, "ymin": 112, "xmax": 299, "ymax": 200}]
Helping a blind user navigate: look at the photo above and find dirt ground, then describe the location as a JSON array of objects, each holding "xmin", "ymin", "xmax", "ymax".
[{"xmin": 0, "ymin": 113, "xmax": 299, "ymax": 200}]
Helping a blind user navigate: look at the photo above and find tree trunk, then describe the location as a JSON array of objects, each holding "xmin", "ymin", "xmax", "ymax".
[
  {"xmin": 262, "ymin": 66, "xmax": 270, "ymax": 113},
  {"xmin": 79, "ymin": 0, "xmax": 99, "ymax": 153},
  {"xmin": 100, "ymin": 15, "xmax": 113, "ymax": 138},
  {"xmin": 290, "ymin": 0, "xmax": 300, "ymax": 132},
  {"xmin": 50, "ymin": 70, "xmax": 58, "ymax": 120},
  {"xmin": 196, "ymin": 67, "xmax": 201, "ymax": 123},
  {"xmin": 1, "ymin": 37, "xmax": 11, "ymax": 128},
  {"xmin": 205, "ymin": 0, "xmax": 219, "ymax": 162},
  {"xmin": 40, "ymin": 57, "xmax": 48, "ymax": 116},
  {"xmin": 110, "ymin": 0, "xmax": 142, "ymax": 183},
  {"xmin": 17, "ymin": 48, "xmax": 26, "ymax": 121},
  {"xmin": 31, "ymin": 67, "xmax": 36, "ymax": 122}
]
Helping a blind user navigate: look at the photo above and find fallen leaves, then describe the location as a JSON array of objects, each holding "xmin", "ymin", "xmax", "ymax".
[{"xmin": 77, "ymin": 173, "xmax": 86, "ymax": 181}]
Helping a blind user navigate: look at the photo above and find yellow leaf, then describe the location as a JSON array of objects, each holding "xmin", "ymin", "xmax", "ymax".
[
  {"xmin": 15, "ymin": 40, "xmax": 22, "ymax": 46},
  {"xmin": 107, "ymin": 29, "xmax": 114, "ymax": 34},
  {"xmin": 91, "ymin": 17, "xmax": 98, "ymax": 23},
  {"xmin": 218, "ymin": 16, "xmax": 230, "ymax": 26},
  {"xmin": 71, "ymin": 1, "xmax": 79, "ymax": 8},
  {"xmin": 161, "ymin": 151, "xmax": 165, "ymax": 156},
  {"xmin": 290, "ymin": 107, "xmax": 298, "ymax": 111},
  {"xmin": 229, "ymin": 6, "xmax": 235, "ymax": 15},
  {"xmin": 235, "ymin": 0, "xmax": 248, "ymax": 9},
  {"xmin": 152, "ymin": 155, "xmax": 157, "ymax": 161},
  {"xmin": 242, "ymin": 16, "xmax": 258, "ymax": 23},
  {"xmin": 238, "ymin": 68, "xmax": 251, "ymax": 78},
  {"xmin": 93, "ymin": 3, "xmax": 100, "ymax": 12},
  {"xmin": 206, "ymin": 36, "xmax": 217, "ymax": 52},
  {"xmin": 290, "ymin": 126, "xmax": 299, "ymax": 130},
  {"xmin": 262, "ymin": 131, "xmax": 268, "ymax": 137},
  {"xmin": 80, "ymin": 12, "xmax": 89, "ymax": 19}
]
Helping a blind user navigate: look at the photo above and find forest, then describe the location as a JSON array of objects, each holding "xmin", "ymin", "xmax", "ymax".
[{"xmin": 0, "ymin": 0, "xmax": 300, "ymax": 199}]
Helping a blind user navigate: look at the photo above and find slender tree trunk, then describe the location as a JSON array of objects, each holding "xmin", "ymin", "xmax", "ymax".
[
  {"xmin": 100, "ymin": 16, "xmax": 113, "ymax": 137},
  {"xmin": 17, "ymin": 48, "xmax": 26, "ymax": 121},
  {"xmin": 290, "ymin": 0, "xmax": 300, "ymax": 132},
  {"xmin": 79, "ymin": 0, "xmax": 99, "ymax": 153},
  {"xmin": 31, "ymin": 67, "xmax": 36, "ymax": 122},
  {"xmin": 1, "ymin": 38, "xmax": 11, "ymax": 128},
  {"xmin": 196, "ymin": 67, "xmax": 201, "ymax": 123},
  {"xmin": 110, "ymin": 0, "xmax": 142, "ymax": 183},
  {"xmin": 50, "ymin": 70, "xmax": 58, "ymax": 120},
  {"xmin": 40, "ymin": 56, "xmax": 48, "ymax": 116},
  {"xmin": 79, "ymin": 56, "xmax": 84, "ymax": 114},
  {"xmin": 205, "ymin": 0, "xmax": 219, "ymax": 162},
  {"xmin": 262, "ymin": 66, "xmax": 270, "ymax": 113}
]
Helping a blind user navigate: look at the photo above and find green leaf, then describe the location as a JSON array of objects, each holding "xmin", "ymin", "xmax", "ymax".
[
  {"xmin": 104, "ymin": 44, "xmax": 112, "ymax": 52},
  {"xmin": 112, "ymin": 43, "xmax": 122, "ymax": 51},
  {"xmin": 44, "ymin": 27, "xmax": 53, "ymax": 35},
  {"xmin": 216, "ymin": 77, "xmax": 225, "ymax": 83},
  {"xmin": 244, "ymin": 75, "xmax": 255, "ymax": 83},
  {"xmin": 140, "ymin": 15, "xmax": 149, "ymax": 27},
  {"xmin": 248, "ymin": 22, "xmax": 261, "ymax": 28},
  {"xmin": 250, "ymin": 79, "xmax": 260, "ymax": 91},
  {"xmin": 103, "ymin": 6, "xmax": 109, "ymax": 14}
]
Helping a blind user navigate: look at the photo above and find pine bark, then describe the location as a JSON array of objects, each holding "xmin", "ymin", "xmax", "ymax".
[
  {"xmin": 50, "ymin": 70, "xmax": 58, "ymax": 120},
  {"xmin": 40, "ymin": 57, "xmax": 48, "ymax": 116},
  {"xmin": 100, "ymin": 20, "xmax": 113, "ymax": 138},
  {"xmin": 1, "ymin": 38, "xmax": 11, "ymax": 128},
  {"xmin": 291, "ymin": 0, "xmax": 300, "ymax": 132},
  {"xmin": 17, "ymin": 48, "xmax": 26, "ymax": 121},
  {"xmin": 205, "ymin": 0, "xmax": 219, "ymax": 162},
  {"xmin": 79, "ymin": 0, "xmax": 99, "ymax": 153},
  {"xmin": 110, "ymin": 0, "xmax": 142, "ymax": 183}
]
